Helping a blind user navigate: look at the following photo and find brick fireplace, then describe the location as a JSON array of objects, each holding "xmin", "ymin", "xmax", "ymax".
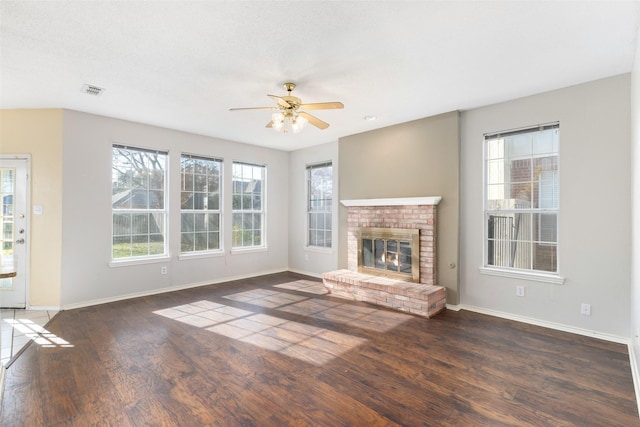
[
  {"xmin": 322, "ymin": 197, "xmax": 445, "ymax": 318},
  {"xmin": 343, "ymin": 197, "xmax": 441, "ymax": 285}
]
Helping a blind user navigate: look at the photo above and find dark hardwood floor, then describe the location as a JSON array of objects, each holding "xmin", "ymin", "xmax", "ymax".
[{"xmin": 1, "ymin": 272, "xmax": 638, "ymax": 426}]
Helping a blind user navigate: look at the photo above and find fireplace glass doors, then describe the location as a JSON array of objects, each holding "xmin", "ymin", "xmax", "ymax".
[{"xmin": 357, "ymin": 227, "xmax": 419, "ymax": 282}]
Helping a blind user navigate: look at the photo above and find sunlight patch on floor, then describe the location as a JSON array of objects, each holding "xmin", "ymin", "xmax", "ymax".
[
  {"xmin": 273, "ymin": 280, "xmax": 329, "ymax": 295},
  {"xmin": 4, "ymin": 319, "xmax": 73, "ymax": 348},
  {"xmin": 153, "ymin": 298, "xmax": 368, "ymax": 365},
  {"xmin": 153, "ymin": 280, "xmax": 412, "ymax": 365}
]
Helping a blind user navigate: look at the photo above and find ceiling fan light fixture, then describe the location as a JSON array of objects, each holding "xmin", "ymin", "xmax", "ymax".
[
  {"xmin": 271, "ymin": 111, "xmax": 307, "ymax": 134},
  {"xmin": 231, "ymin": 82, "xmax": 343, "ymax": 134},
  {"xmin": 272, "ymin": 112, "xmax": 285, "ymax": 131},
  {"xmin": 292, "ymin": 115, "xmax": 308, "ymax": 133}
]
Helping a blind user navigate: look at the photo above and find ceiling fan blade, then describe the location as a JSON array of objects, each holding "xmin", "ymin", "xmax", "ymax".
[
  {"xmin": 299, "ymin": 112, "xmax": 329, "ymax": 130},
  {"xmin": 265, "ymin": 120, "xmax": 274, "ymax": 128},
  {"xmin": 268, "ymin": 95, "xmax": 291, "ymax": 108},
  {"xmin": 299, "ymin": 102, "xmax": 344, "ymax": 110},
  {"xmin": 229, "ymin": 106, "xmax": 276, "ymax": 111}
]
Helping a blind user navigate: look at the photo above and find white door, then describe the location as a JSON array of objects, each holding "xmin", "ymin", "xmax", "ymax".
[{"xmin": 0, "ymin": 158, "xmax": 29, "ymax": 308}]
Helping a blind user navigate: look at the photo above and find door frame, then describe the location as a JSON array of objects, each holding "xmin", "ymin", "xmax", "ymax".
[{"xmin": 1, "ymin": 154, "xmax": 31, "ymax": 308}]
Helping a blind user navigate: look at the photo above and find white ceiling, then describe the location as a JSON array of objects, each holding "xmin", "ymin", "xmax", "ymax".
[{"xmin": 2, "ymin": 1, "xmax": 639, "ymax": 151}]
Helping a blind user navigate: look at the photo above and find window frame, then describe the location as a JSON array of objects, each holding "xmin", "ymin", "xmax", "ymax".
[
  {"xmin": 110, "ymin": 144, "xmax": 169, "ymax": 264},
  {"xmin": 306, "ymin": 161, "xmax": 333, "ymax": 250},
  {"xmin": 179, "ymin": 153, "xmax": 223, "ymax": 257},
  {"xmin": 231, "ymin": 161, "xmax": 266, "ymax": 251},
  {"xmin": 480, "ymin": 123, "xmax": 565, "ymax": 284}
]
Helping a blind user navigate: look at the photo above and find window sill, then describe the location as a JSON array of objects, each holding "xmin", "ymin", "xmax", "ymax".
[
  {"xmin": 479, "ymin": 266, "xmax": 565, "ymax": 285},
  {"xmin": 230, "ymin": 246, "xmax": 268, "ymax": 255},
  {"xmin": 304, "ymin": 246, "xmax": 333, "ymax": 254},
  {"xmin": 178, "ymin": 250, "xmax": 225, "ymax": 261},
  {"xmin": 109, "ymin": 255, "xmax": 171, "ymax": 268}
]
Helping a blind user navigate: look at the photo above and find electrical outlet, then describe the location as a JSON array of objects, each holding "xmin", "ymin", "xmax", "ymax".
[
  {"xmin": 516, "ymin": 286, "xmax": 525, "ymax": 297},
  {"xmin": 161, "ymin": 266, "xmax": 168, "ymax": 275},
  {"xmin": 581, "ymin": 303, "xmax": 591, "ymax": 316}
]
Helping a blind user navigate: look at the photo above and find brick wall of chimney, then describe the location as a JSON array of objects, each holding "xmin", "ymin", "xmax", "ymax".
[{"xmin": 346, "ymin": 205, "xmax": 436, "ymax": 285}]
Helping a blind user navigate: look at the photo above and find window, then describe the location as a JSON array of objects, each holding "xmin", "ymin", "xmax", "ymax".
[
  {"xmin": 180, "ymin": 154, "xmax": 222, "ymax": 254},
  {"xmin": 307, "ymin": 162, "xmax": 332, "ymax": 248},
  {"xmin": 232, "ymin": 162, "xmax": 265, "ymax": 249},
  {"xmin": 484, "ymin": 123, "xmax": 559, "ymax": 274},
  {"xmin": 112, "ymin": 145, "xmax": 167, "ymax": 260}
]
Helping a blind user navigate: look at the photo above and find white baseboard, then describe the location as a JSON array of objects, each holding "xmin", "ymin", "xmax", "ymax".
[
  {"xmin": 446, "ymin": 304, "xmax": 462, "ymax": 311},
  {"xmin": 26, "ymin": 306, "xmax": 61, "ymax": 311},
  {"xmin": 461, "ymin": 304, "xmax": 629, "ymax": 345},
  {"xmin": 287, "ymin": 268, "xmax": 323, "ymax": 279},
  {"xmin": 629, "ymin": 343, "xmax": 640, "ymax": 418},
  {"xmin": 0, "ymin": 365, "xmax": 4, "ymax": 402},
  {"xmin": 62, "ymin": 269, "xmax": 288, "ymax": 311}
]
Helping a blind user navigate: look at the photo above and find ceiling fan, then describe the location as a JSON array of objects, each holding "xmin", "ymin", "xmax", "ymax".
[{"xmin": 229, "ymin": 82, "xmax": 344, "ymax": 133}]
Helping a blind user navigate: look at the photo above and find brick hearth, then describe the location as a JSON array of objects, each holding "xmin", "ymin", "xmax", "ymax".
[{"xmin": 322, "ymin": 197, "xmax": 446, "ymax": 318}]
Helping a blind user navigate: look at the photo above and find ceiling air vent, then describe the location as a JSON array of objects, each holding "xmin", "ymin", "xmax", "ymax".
[{"xmin": 81, "ymin": 84, "xmax": 105, "ymax": 96}]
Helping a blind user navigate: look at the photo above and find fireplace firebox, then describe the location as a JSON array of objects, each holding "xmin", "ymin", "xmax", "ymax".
[{"xmin": 357, "ymin": 227, "xmax": 420, "ymax": 282}]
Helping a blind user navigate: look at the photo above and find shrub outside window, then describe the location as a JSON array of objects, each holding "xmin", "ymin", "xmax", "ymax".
[
  {"xmin": 307, "ymin": 162, "xmax": 332, "ymax": 249},
  {"xmin": 232, "ymin": 162, "xmax": 265, "ymax": 249},
  {"xmin": 180, "ymin": 154, "xmax": 222, "ymax": 254},
  {"xmin": 484, "ymin": 123, "xmax": 559, "ymax": 274},
  {"xmin": 112, "ymin": 145, "xmax": 167, "ymax": 260}
]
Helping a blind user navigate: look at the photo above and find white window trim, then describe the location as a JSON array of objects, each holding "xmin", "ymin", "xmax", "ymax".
[
  {"xmin": 306, "ymin": 161, "xmax": 333, "ymax": 249},
  {"xmin": 179, "ymin": 153, "xmax": 224, "ymax": 255},
  {"xmin": 230, "ymin": 246, "xmax": 268, "ymax": 255},
  {"xmin": 109, "ymin": 255, "xmax": 171, "ymax": 268},
  {"xmin": 178, "ymin": 250, "xmax": 225, "ymax": 261},
  {"xmin": 479, "ymin": 266, "xmax": 565, "ymax": 285},
  {"xmin": 111, "ymin": 144, "xmax": 170, "ymax": 262},
  {"xmin": 231, "ymin": 161, "xmax": 267, "ymax": 249},
  {"xmin": 304, "ymin": 245, "xmax": 333, "ymax": 254},
  {"xmin": 482, "ymin": 123, "xmax": 561, "ymax": 280}
]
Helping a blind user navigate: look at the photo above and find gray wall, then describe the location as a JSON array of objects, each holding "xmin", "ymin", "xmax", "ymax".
[
  {"xmin": 288, "ymin": 141, "xmax": 339, "ymax": 277},
  {"xmin": 460, "ymin": 74, "xmax": 631, "ymax": 338},
  {"xmin": 338, "ymin": 111, "xmax": 460, "ymax": 304},
  {"xmin": 61, "ymin": 110, "xmax": 289, "ymax": 307},
  {"xmin": 631, "ymin": 25, "xmax": 640, "ymax": 404}
]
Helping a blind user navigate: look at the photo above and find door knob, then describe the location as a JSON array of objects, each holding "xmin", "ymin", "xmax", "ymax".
[{"xmin": 15, "ymin": 239, "xmax": 25, "ymax": 244}]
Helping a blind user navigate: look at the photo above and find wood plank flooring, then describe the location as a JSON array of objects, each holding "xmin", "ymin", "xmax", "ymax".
[{"xmin": 1, "ymin": 272, "xmax": 638, "ymax": 426}]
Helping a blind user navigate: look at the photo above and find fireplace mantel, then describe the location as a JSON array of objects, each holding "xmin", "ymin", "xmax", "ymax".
[{"xmin": 341, "ymin": 196, "xmax": 441, "ymax": 207}]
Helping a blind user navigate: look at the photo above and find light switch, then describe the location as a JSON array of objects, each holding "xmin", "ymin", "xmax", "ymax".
[{"xmin": 33, "ymin": 205, "xmax": 43, "ymax": 215}]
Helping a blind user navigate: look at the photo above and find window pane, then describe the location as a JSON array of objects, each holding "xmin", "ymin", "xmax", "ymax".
[
  {"xmin": 208, "ymin": 214, "xmax": 219, "ymax": 232},
  {"xmin": 534, "ymin": 243, "xmax": 557, "ymax": 272},
  {"xmin": 180, "ymin": 192, "xmax": 192, "ymax": 209},
  {"xmin": 111, "ymin": 145, "xmax": 167, "ymax": 260},
  {"xmin": 536, "ymin": 213, "xmax": 557, "ymax": 243},
  {"xmin": 182, "ymin": 213, "xmax": 194, "ymax": 232},
  {"xmin": 132, "ymin": 213, "xmax": 149, "ymax": 235},
  {"xmin": 180, "ymin": 154, "xmax": 223, "ymax": 253},
  {"xmin": 194, "ymin": 213, "xmax": 206, "ymax": 232},
  {"xmin": 193, "ymin": 192, "xmax": 205, "ymax": 209},
  {"xmin": 195, "ymin": 232, "xmax": 207, "ymax": 251},
  {"xmin": 208, "ymin": 194, "xmax": 219, "ymax": 210},
  {"xmin": 232, "ymin": 162, "xmax": 265, "ymax": 248},
  {"xmin": 181, "ymin": 233, "xmax": 194, "ymax": 253},
  {"xmin": 484, "ymin": 125, "xmax": 559, "ymax": 274},
  {"xmin": 183, "ymin": 173, "xmax": 194, "ymax": 191},
  {"xmin": 208, "ymin": 232, "xmax": 220, "ymax": 250},
  {"xmin": 486, "ymin": 138, "xmax": 504, "ymax": 160},
  {"xmin": 487, "ymin": 160, "xmax": 505, "ymax": 185},
  {"xmin": 306, "ymin": 163, "xmax": 332, "ymax": 248},
  {"xmin": 113, "ymin": 213, "xmax": 131, "ymax": 236},
  {"xmin": 194, "ymin": 174, "xmax": 207, "ymax": 192}
]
